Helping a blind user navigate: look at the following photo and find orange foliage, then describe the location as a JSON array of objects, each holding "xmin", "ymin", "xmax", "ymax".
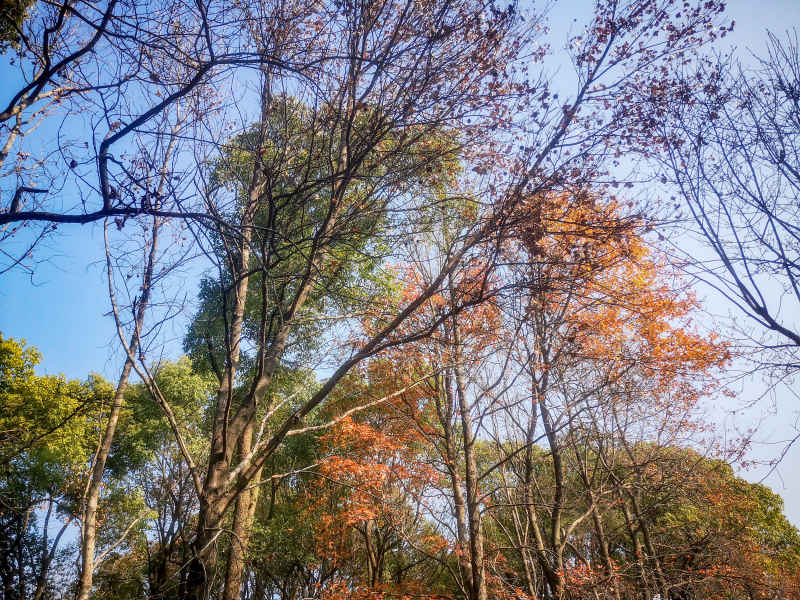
[
  {"xmin": 303, "ymin": 370, "xmax": 447, "ymax": 597},
  {"xmin": 512, "ymin": 191, "xmax": 732, "ymax": 438}
]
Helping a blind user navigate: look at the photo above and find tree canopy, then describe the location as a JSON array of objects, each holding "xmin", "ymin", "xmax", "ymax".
[{"xmin": 1, "ymin": 1, "xmax": 799, "ymax": 600}]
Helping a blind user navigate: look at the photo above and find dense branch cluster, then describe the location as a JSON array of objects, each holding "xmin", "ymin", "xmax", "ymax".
[{"xmin": 1, "ymin": 1, "xmax": 799, "ymax": 600}]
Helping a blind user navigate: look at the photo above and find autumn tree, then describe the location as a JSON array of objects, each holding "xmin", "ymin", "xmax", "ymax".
[
  {"xmin": 1, "ymin": 1, "xmax": 739, "ymax": 598},
  {"xmin": 618, "ymin": 447, "xmax": 800, "ymax": 600},
  {"xmin": 374, "ymin": 264, "xmax": 505, "ymax": 600},
  {"xmin": 306, "ymin": 372, "xmax": 450, "ymax": 599},
  {"xmin": 150, "ymin": 3, "xmax": 535, "ymax": 595},
  {"xmin": 477, "ymin": 191, "xmax": 731, "ymax": 600}
]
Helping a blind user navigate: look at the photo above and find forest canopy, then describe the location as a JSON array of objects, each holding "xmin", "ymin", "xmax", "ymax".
[{"xmin": 1, "ymin": 1, "xmax": 799, "ymax": 599}]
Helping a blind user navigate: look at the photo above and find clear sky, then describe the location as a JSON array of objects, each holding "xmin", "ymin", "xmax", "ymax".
[{"xmin": 2, "ymin": 0, "xmax": 799, "ymax": 522}]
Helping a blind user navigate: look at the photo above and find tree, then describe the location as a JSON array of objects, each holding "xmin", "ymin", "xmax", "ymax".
[
  {"xmin": 307, "ymin": 389, "xmax": 448, "ymax": 598},
  {"xmin": 657, "ymin": 29, "xmax": 800, "ymax": 372},
  {"xmin": 480, "ymin": 192, "xmax": 731, "ymax": 600},
  {"xmin": 0, "ymin": 333, "xmax": 111, "ymax": 599},
  {"xmin": 76, "ymin": 122, "xmax": 184, "ymax": 600},
  {"xmin": 483, "ymin": 440, "xmax": 800, "ymax": 600},
  {"xmin": 624, "ymin": 448, "xmax": 800, "ymax": 600},
  {"xmin": 92, "ymin": 358, "xmax": 214, "ymax": 600},
  {"xmin": 374, "ymin": 264, "xmax": 505, "ymax": 600},
  {"xmin": 152, "ymin": 3, "xmax": 533, "ymax": 593},
  {"xmin": 171, "ymin": 2, "xmax": 729, "ymax": 593},
  {"xmin": 2, "ymin": 1, "xmax": 738, "ymax": 598}
]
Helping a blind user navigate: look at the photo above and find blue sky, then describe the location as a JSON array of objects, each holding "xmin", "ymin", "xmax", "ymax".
[{"xmin": 2, "ymin": 0, "xmax": 799, "ymax": 523}]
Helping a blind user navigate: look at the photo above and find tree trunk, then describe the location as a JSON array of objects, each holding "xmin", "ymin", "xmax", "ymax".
[
  {"xmin": 452, "ymin": 337, "xmax": 486, "ymax": 600},
  {"xmin": 439, "ymin": 374, "xmax": 475, "ymax": 598},
  {"xmin": 222, "ymin": 420, "xmax": 263, "ymax": 600},
  {"xmin": 538, "ymin": 397, "xmax": 565, "ymax": 599},
  {"xmin": 589, "ymin": 496, "xmax": 621, "ymax": 600},
  {"xmin": 621, "ymin": 499, "xmax": 651, "ymax": 600},
  {"xmin": 76, "ymin": 359, "xmax": 134, "ymax": 600},
  {"xmin": 77, "ymin": 214, "xmax": 161, "ymax": 600},
  {"xmin": 184, "ymin": 96, "xmax": 262, "ymax": 597},
  {"xmin": 186, "ymin": 489, "xmax": 228, "ymax": 600}
]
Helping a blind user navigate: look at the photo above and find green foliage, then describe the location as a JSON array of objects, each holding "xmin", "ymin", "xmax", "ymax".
[
  {"xmin": 0, "ymin": 0, "xmax": 35, "ymax": 51},
  {"xmin": 653, "ymin": 453, "xmax": 800, "ymax": 581},
  {"xmin": 0, "ymin": 332, "xmax": 111, "ymax": 501},
  {"xmin": 185, "ymin": 94, "xmax": 460, "ymax": 375},
  {"xmin": 110, "ymin": 357, "xmax": 214, "ymax": 475},
  {"xmin": 484, "ymin": 440, "xmax": 800, "ymax": 599},
  {"xmin": 0, "ymin": 335, "xmax": 218, "ymax": 599},
  {"xmin": 0, "ymin": 333, "xmax": 113, "ymax": 598}
]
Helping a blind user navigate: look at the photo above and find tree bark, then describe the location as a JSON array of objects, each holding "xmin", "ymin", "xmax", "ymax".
[
  {"xmin": 439, "ymin": 374, "xmax": 475, "ymax": 598},
  {"xmin": 452, "ymin": 327, "xmax": 487, "ymax": 600},
  {"xmin": 77, "ymin": 214, "xmax": 161, "ymax": 600},
  {"xmin": 222, "ymin": 420, "xmax": 263, "ymax": 600}
]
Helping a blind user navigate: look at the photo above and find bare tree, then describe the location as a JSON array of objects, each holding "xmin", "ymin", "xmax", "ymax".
[
  {"xmin": 0, "ymin": 0, "xmax": 304, "ymax": 272},
  {"xmin": 76, "ymin": 108, "xmax": 190, "ymax": 600},
  {"xmin": 658, "ymin": 30, "xmax": 800, "ymax": 372}
]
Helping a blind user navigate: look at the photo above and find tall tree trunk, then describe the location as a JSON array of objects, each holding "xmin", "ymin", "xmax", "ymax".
[
  {"xmin": 76, "ymin": 359, "xmax": 135, "ymax": 600},
  {"xmin": 186, "ymin": 100, "xmax": 260, "ymax": 598},
  {"xmin": 147, "ymin": 551, "xmax": 168, "ymax": 600},
  {"xmin": 452, "ymin": 332, "xmax": 486, "ymax": 600},
  {"xmin": 538, "ymin": 397, "xmax": 565, "ymax": 599},
  {"xmin": 222, "ymin": 420, "xmax": 263, "ymax": 600},
  {"xmin": 186, "ymin": 493, "xmax": 228, "ymax": 600},
  {"xmin": 185, "ymin": 212, "xmax": 297, "ymax": 599},
  {"xmin": 77, "ymin": 214, "xmax": 161, "ymax": 600},
  {"xmin": 521, "ymin": 417, "xmax": 561, "ymax": 598},
  {"xmin": 439, "ymin": 374, "xmax": 475, "ymax": 598}
]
